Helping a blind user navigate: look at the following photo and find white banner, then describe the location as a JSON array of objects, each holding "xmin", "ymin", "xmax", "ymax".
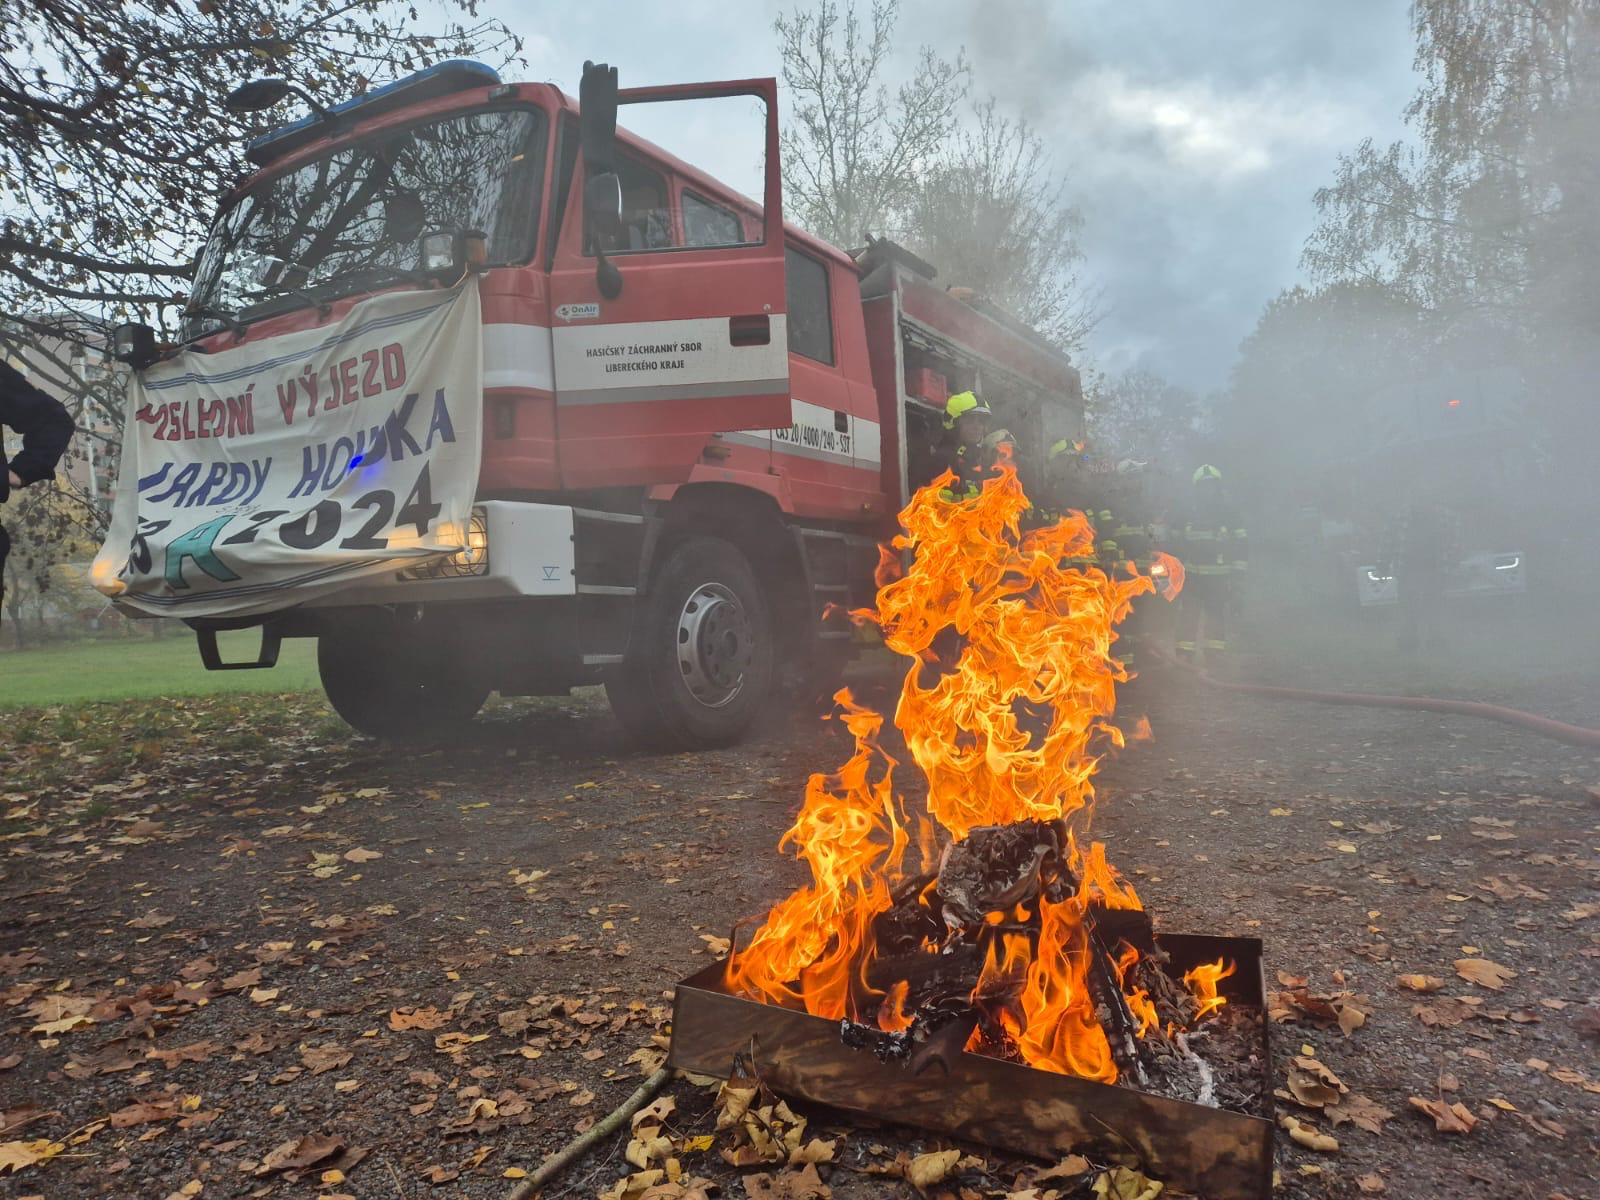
[{"xmin": 93, "ymin": 281, "xmax": 483, "ymax": 617}]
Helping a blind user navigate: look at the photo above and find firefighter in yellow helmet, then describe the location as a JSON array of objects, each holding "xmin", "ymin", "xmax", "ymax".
[
  {"xmin": 1168, "ymin": 463, "xmax": 1248, "ymax": 662},
  {"xmin": 939, "ymin": 390, "xmax": 1014, "ymax": 500},
  {"xmin": 1035, "ymin": 437, "xmax": 1112, "ymax": 567}
]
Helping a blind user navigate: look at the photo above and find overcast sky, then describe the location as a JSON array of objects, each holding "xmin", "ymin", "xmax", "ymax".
[{"xmin": 505, "ymin": 1, "xmax": 1419, "ymax": 391}]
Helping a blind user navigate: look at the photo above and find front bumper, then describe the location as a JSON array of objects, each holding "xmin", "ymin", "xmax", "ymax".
[{"xmin": 304, "ymin": 500, "xmax": 578, "ymax": 607}]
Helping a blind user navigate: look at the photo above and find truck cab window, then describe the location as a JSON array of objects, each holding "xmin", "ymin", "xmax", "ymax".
[
  {"xmin": 186, "ymin": 107, "xmax": 546, "ymax": 338},
  {"xmin": 595, "ymin": 157, "xmax": 676, "ymax": 253},
  {"xmin": 785, "ymin": 247, "xmax": 834, "ymax": 365},
  {"xmin": 683, "ymin": 190, "xmax": 745, "ymax": 247}
]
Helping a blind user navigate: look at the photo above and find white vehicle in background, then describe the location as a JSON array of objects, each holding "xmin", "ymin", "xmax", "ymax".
[{"xmin": 1357, "ymin": 551, "xmax": 1527, "ymax": 608}]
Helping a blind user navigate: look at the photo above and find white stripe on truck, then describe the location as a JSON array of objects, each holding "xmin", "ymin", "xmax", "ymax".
[
  {"xmin": 483, "ymin": 322, "xmax": 555, "ymax": 392},
  {"xmin": 553, "ymin": 314, "xmax": 790, "ymax": 405},
  {"xmin": 480, "ymin": 319, "xmax": 881, "ymax": 470},
  {"xmin": 723, "ymin": 398, "xmax": 882, "ymax": 468}
]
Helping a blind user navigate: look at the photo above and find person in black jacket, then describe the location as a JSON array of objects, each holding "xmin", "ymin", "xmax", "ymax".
[{"xmin": 1, "ymin": 357, "xmax": 77, "ymax": 614}]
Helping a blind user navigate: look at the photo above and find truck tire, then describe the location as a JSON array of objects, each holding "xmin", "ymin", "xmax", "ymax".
[
  {"xmin": 318, "ymin": 631, "xmax": 488, "ymax": 740},
  {"xmin": 606, "ymin": 536, "xmax": 774, "ymax": 748}
]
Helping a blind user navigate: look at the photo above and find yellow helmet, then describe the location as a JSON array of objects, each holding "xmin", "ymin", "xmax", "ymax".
[
  {"xmin": 1192, "ymin": 464, "xmax": 1222, "ymax": 484},
  {"xmin": 1048, "ymin": 438, "xmax": 1086, "ymax": 462},
  {"xmin": 943, "ymin": 390, "xmax": 990, "ymax": 428}
]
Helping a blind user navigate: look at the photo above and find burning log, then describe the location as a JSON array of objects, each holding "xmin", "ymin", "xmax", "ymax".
[{"xmin": 933, "ymin": 820, "xmax": 1059, "ymax": 928}]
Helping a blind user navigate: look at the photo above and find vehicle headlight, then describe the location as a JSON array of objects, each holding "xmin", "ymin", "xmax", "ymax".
[{"xmin": 399, "ymin": 507, "xmax": 489, "ymax": 580}]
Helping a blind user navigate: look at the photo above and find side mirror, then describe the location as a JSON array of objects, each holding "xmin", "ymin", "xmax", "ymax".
[
  {"xmin": 579, "ymin": 62, "xmax": 624, "ymax": 301},
  {"xmin": 579, "ymin": 61, "xmax": 619, "ymax": 173}
]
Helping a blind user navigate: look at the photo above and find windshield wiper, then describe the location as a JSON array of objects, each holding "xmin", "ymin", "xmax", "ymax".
[
  {"xmin": 336, "ymin": 263, "xmax": 428, "ymax": 290},
  {"xmin": 254, "ymin": 280, "xmax": 332, "ymax": 317}
]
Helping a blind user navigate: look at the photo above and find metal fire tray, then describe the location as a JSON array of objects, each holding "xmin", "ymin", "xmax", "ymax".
[{"xmin": 670, "ymin": 933, "xmax": 1271, "ymax": 1200}]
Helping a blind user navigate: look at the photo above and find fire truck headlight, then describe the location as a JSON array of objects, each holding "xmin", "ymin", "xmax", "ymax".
[
  {"xmin": 451, "ymin": 508, "xmax": 490, "ymax": 573},
  {"xmin": 112, "ymin": 322, "xmax": 157, "ymax": 368},
  {"xmin": 419, "ymin": 230, "xmax": 462, "ymax": 278},
  {"xmin": 399, "ymin": 507, "xmax": 489, "ymax": 581}
]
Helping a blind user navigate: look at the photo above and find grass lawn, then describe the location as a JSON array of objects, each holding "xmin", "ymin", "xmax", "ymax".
[{"xmin": 0, "ymin": 632, "xmax": 320, "ymax": 707}]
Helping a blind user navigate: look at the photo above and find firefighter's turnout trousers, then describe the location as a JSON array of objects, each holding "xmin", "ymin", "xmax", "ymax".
[{"xmin": 1174, "ymin": 523, "xmax": 1247, "ymax": 659}]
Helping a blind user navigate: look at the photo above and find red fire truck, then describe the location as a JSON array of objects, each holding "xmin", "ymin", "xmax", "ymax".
[{"xmin": 109, "ymin": 60, "xmax": 1082, "ymax": 747}]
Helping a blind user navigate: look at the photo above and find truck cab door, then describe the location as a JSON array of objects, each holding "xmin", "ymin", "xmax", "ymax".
[{"xmin": 548, "ymin": 71, "xmax": 791, "ymax": 489}]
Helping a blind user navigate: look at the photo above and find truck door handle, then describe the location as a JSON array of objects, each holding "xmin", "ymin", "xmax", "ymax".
[{"xmin": 729, "ymin": 314, "xmax": 770, "ymax": 346}]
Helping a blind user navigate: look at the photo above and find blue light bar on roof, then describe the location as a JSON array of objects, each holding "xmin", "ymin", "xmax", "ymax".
[{"xmin": 244, "ymin": 59, "xmax": 503, "ymax": 166}]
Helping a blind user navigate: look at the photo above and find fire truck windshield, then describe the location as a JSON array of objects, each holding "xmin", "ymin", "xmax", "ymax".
[{"xmin": 186, "ymin": 106, "xmax": 546, "ymax": 338}]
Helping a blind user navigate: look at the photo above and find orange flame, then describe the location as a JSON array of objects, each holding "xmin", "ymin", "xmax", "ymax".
[
  {"xmin": 724, "ymin": 694, "xmax": 904, "ymax": 1019},
  {"xmin": 1183, "ymin": 958, "xmax": 1236, "ymax": 1020},
  {"xmin": 729, "ymin": 461, "xmax": 1175, "ymax": 1079},
  {"xmin": 1114, "ymin": 942, "xmax": 1160, "ymax": 1038},
  {"xmin": 1017, "ymin": 894, "xmax": 1116, "ymax": 1080},
  {"xmin": 1072, "ymin": 837, "xmax": 1143, "ymax": 911},
  {"xmin": 964, "ymin": 930, "xmax": 1032, "ymax": 1056},
  {"xmin": 877, "ymin": 979, "xmax": 913, "ymax": 1033},
  {"xmin": 872, "ymin": 468, "xmax": 1154, "ymax": 841}
]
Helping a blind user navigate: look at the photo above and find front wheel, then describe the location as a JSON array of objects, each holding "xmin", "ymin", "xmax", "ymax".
[
  {"xmin": 606, "ymin": 536, "xmax": 774, "ymax": 748},
  {"xmin": 318, "ymin": 629, "xmax": 488, "ymax": 740}
]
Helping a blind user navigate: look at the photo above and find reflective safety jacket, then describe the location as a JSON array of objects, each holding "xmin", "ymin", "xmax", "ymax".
[
  {"xmin": 1175, "ymin": 521, "xmax": 1248, "ymax": 576},
  {"xmin": 938, "ymin": 429, "xmax": 1013, "ymax": 501},
  {"xmin": 1108, "ymin": 516, "xmax": 1154, "ymax": 571}
]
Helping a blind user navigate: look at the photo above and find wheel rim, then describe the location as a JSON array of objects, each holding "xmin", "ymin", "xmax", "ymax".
[{"xmin": 676, "ymin": 582, "xmax": 753, "ymax": 708}]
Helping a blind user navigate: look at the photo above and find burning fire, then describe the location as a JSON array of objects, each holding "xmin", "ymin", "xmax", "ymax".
[
  {"xmin": 727, "ymin": 460, "xmax": 1228, "ymax": 1083},
  {"xmin": 1183, "ymin": 958, "xmax": 1237, "ymax": 1021}
]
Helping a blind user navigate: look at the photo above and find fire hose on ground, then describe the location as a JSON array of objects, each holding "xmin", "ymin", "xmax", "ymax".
[{"xmin": 1149, "ymin": 648, "xmax": 1600, "ymax": 752}]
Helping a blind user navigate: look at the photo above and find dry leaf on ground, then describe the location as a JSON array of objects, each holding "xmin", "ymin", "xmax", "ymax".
[
  {"xmin": 744, "ymin": 1164, "xmax": 831, "ymax": 1200},
  {"xmin": 388, "ymin": 1007, "xmax": 449, "ymax": 1031},
  {"xmin": 300, "ymin": 1045, "xmax": 352, "ymax": 1075},
  {"xmin": 906, "ymin": 1148, "xmax": 961, "ymax": 1192},
  {"xmin": 1093, "ymin": 1165, "xmax": 1165, "ymax": 1199},
  {"xmin": 1279, "ymin": 1114, "xmax": 1339, "ymax": 1152},
  {"xmin": 109, "ymin": 1099, "xmax": 179, "ymax": 1127},
  {"xmin": 1326, "ymin": 1093, "xmax": 1394, "ymax": 1134},
  {"xmin": 600, "ymin": 1169, "xmax": 662, "ymax": 1200},
  {"xmin": 255, "ymin": 1133, "xmax": 345, "ymax": 1175},
  {"xmin": 1454, "ymin": 958, "xmax": 1516, "ymax": 990},
  {"xmin": 1395, "ymin": 974, "xmax": 1445, "ymax": 993},
  {"xmin": 1035, "ymin": 1153, "xmax": 1092, "ymax": 1181},
  {"xmin": 1408, "ymin": 1096, "xmax": 1478, "ymax": 1134},
  {"xmin": 1283, "ymin": 1056, "xmax": 1348, "ymax": 1108},
  {"xmin": 1269, "ymin": 985, "xmax": 1369, "ymax": 1035},
  {"xmin": 1412, "ymin": 997, "xmax": 1478, "ymax": 1028},
  {"xmin": 0, "ymin": 1138, "xmax": 65, "ymax": 1174}
]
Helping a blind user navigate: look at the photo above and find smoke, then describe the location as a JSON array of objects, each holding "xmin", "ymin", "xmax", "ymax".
[
  {"xmin": 935, "ymin": 0, "xmax": 1413, "ymax": 387},
  {"xmin": 940, "ymin": 0, "xmax": 1600, "ymax": 694}
]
